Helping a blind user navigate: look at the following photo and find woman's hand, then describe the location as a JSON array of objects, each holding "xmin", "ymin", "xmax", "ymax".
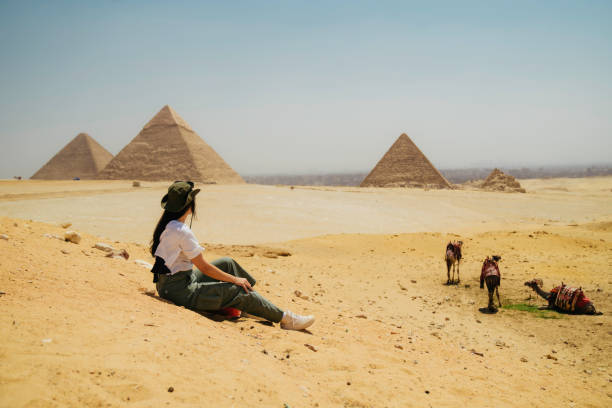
[{"xmin": 233, "ymin": 277, "xmax": 252, "ymax": 293}]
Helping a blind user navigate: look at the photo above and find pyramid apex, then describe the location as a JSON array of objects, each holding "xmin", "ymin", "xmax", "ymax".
[{"xmin": 143, "ymin": 105, "xmax": 193, "ymax": 131}]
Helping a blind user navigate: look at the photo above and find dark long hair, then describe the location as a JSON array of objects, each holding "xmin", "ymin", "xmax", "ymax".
[{"xmin": 150, "ymin": 198, "xmax": 196, "ymax": 256}]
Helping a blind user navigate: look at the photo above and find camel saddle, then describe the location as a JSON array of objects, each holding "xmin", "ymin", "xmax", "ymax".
[
  {"xmin": 551, "ymin": 285, "xmax": 584, "ymax": 312},
  {"xmin": 481, "ymin": 259, "xmax": 500, "ymax": 278},
  {"xmin": 446, "ymin": 242, "xmax": 462, "ymax": 260}
]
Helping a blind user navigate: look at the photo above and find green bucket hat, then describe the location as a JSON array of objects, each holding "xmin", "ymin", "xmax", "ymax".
[{"xmin": 161, "ymin": 181, "xmax": 200, "ymax": 213}]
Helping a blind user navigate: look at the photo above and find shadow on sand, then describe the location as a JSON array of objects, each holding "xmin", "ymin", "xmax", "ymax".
[
  {"xmin": 478, "ymin": 307, "xmax": 499, "ymax": 314},
  {"xmin": 140, "ymin": 292, "xmax": 318, "ymax": 330}
]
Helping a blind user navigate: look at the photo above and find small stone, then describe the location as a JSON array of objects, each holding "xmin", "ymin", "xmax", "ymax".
[
  {"xmin": 346, "ymin": 381, "xmax": 351, "ymax": 386},
  {"xmin": 304, "ymin": 343, "xmax": 318, "ymax": 352},
  {"xmin": 167, "ymin": 386, "xmax": 174, "ymax": 392},
  {"xmin": 44, "ymin": 233, "xmax": 63, "ymax": 240},
  {"xmin": 60, "ymin": 222, "xmax": 72, "ymax": 229},
  {"xmin": 410, "ymin": 280, "xmax": 417, "ymax": 284},
  {"xmin": 61, "ymin": 249, "xmax": 70, "ymax": 255},
  {"xmin": 132, "ymin": 181, "xmax": 141, "ymax": 187},
  {"xmin": 106, "ymin": 249, "xmax": 129, "ymax": 260},
  {"xmin": 41, "ymin": 338, "xmax": 52, "ymax": 343},
  {"xmin": 355, "ymin": 314, "xmax": 367, "ymax": 319},
  {"xmin": 134, "ymin": 260, "xmax": 153, "ymax": 269},
  {"xmin": 64, "ymin": 231, "xmax": 81, "ymax": 244},
  {"xmin": 94, "ymin": 243, "xmax": 114, "ymax": 252},
  {"xmin": 294, "ymin": 290, "xmax": 302, "ymax": 297},
  {"xmin": 520, "ymin": 357, "xmax": 528, "ymax": 363},
  {"xmin": 0, "ymin": 234, "xmax": 8, "ymax": 240}
]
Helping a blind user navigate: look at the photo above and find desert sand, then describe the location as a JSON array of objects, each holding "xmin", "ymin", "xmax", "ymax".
[{"xmin": 0, "ymin": 178, "xmax": 611, "ymax": 407}]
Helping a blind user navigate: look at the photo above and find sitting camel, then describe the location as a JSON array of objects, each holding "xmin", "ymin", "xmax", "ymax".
[
  {"xmin": 480, "ymin": 256, "xmax": 501, "ymax": 310},
  {"xmin": 445, "ymin": 241, "xmax": 463, "ymax": 284},
  {"xmin": 524, "ymin": 280, "xmax": 601, "ymax": 315}
]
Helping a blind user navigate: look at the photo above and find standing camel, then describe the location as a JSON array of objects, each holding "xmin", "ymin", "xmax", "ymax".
[
  {"xmin": 480, "ymin": 256, "xmax": 501, "ymax": 310},
  {"xmin": 445, "ymin": 241, "xmax": 463, "ymax": 284},
  {"xmin": 524, "ymin": 280, "xmax": 601, "ymax": 315}
]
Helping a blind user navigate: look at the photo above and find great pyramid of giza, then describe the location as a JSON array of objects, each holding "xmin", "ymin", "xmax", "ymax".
[
  {"xmin": 97, "ymin": 105, "xmax": 244, "ymax": 183},
  {"xmin": 31, "ymin": 133, "xmax": 113, "ymax": 180},
  {"xmin": 360, "ymin": 133, "xmax": 452, "ymax": 189}
]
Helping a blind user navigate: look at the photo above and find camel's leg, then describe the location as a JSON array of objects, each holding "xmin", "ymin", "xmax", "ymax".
[
  {"xmin": 456, "ymin": 261, "xmax": 460, "ymax": 284},
  {"xmin": 488, "ymin": 290, "xmax": 494, "ymax": 309},
  {"xmin": 446, "ymin": 261, "xmax": 451, "ymax": 284},
  {"xmin": 496, "ymin": 286, "xmax": 501, "ymax": 307}
]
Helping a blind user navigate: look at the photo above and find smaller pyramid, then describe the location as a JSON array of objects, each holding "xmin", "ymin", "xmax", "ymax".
[
  {"xmin": 97, "ymin": 105, "xmax": 244, "ymax": 183},
  {"xmin": 480, "ymin": 169, "xmax": 526, "ymax": 193},
  {"xmin": 360, "ymin": 134, "xmax": 452, "ymax": 189},
  {"xmin": 31, "ymin": 133, "xmax": 113, "ymax": 180}
]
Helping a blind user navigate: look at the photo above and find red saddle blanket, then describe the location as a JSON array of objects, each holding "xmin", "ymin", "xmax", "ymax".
[
  {"xmin": 552, "ymin": 285, "xmax": 588, "ymax": 312},
  {"xmin": 481, "ymin": 260, "xmax": 500, "ymax": 279}
]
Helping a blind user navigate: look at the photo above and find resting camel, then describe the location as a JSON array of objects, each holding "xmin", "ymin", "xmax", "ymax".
[
  {"xmin": 445, "ymin": 241, "xmax": 463, "ymax": 284},
  {"xmin": 480, "ymin": 256, "xmax": 501, "ymax": 311},
  {"xmin": 524, "ymin": 280, "xmax": 601, "ymax": 315}
]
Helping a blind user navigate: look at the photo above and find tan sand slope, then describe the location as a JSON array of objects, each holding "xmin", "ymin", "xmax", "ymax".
[
  {"xmin": 361, "ymin": 134, "xmax": 452, "ymax": 189},
  {"xmin": 96, "ymin": 105, "xmax": 244, "ymax": 184},
  {"xmin": 1, "ymin": 178, "xmax": 610, "ymax": 245},
  {"xmin": 31, "ymin": 133, "xmax": 113, "ymax": 180},
  {"xmin": 0, "ymin": 216, "xmax": 610, "ymax": 407}
]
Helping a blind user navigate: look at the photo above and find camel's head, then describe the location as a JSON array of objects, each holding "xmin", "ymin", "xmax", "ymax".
[
  {"xmin": 583, "ymin": 302, "xmax": 597, "ymax": 315},
  {"xmin": 492, "ymin": 255, "xmax": 501, "ymax": 262},
  {"xmin": 456, "ymin": 241, "xmax": 463, "ymax": 247},
  {"xmin": 524, "ymin": 279, "xmax": 543, "ymax": 289}
]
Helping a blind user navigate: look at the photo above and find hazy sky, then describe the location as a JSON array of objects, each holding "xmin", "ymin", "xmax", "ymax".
[{"xmin": 0, "ymin": 0, "xmax": 610, "ymax": 178}]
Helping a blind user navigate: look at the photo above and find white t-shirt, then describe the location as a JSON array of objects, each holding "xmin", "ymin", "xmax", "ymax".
[{"xmin": 154, "ymin": 220, "xmax": 204, "ymax": 274}]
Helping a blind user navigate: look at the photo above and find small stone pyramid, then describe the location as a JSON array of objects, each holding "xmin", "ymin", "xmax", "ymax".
[
  {"xmin": 97, "ymin": 105, "xmax": 244, "ymax": 183},
  {"xmin": 31, "ymin": 133, "xmax": 113, "ymax": 180},
  {"xmin": 360, "ymin": 133, "xmax": 452, "ymax": 189},
  {"xmin": 481, "ymin": 168, "xmax": 525, "ymax": 193}
]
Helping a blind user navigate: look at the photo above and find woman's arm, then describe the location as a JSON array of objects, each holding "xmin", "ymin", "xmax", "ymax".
[{"xmin": 191, "ymin": 253, "xmax": 252, "ymax": 293}]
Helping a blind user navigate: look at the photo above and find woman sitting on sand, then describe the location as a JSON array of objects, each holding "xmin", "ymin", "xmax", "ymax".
[{"xmin": 151, "ymin": 181, "xmax": 315, "ymax": 331}]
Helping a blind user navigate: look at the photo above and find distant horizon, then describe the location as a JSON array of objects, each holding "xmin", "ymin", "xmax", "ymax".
[{"xmin": 1, "ymin": 1, "xmax": 611, "ymax": 179}]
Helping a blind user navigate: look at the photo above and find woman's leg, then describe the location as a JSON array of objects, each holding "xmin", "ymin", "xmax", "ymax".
[
  {"xmin": 191, "ymin": 257, "xmax": 257, "ymax": 285},
  {"xmin": 191, "ymin": 281, "xmax": 284, "ymax": 323},
  {"xmin": 210, "ymin": 257, "xmax": 257, "ymax": 286}
]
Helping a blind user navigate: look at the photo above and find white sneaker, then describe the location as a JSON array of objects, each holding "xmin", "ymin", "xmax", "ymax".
[{"xmin": 280, "ymin": 310, "xmax": 315, "ymax": 331}]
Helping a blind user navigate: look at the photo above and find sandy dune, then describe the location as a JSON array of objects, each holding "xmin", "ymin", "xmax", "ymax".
[
  {"xmin": 0, "ymin": 178, "xmax": 611, "ymax": 407},
  {"xmin": 0, "ymin": 178, "xmax": 610, "ymax": 244}
]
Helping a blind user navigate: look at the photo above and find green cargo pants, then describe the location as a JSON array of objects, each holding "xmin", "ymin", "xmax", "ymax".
[{"xmin": 156, "ymin": 257, "xmax": 284, "ymax": 323}]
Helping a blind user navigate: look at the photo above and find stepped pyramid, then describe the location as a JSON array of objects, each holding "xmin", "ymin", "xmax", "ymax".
[
  {"xmin": 360, "ymin": 133, "xmax": 452, "ymax": 189},
  {"xmin": 31, "ymin": 133, "xmax": 113, "ymax": 180},
  {"xmin": 97, "ymin": 105, "xmax": 244, "ymax": 183}
]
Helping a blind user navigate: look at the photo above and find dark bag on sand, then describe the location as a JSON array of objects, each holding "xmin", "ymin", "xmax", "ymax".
[{"xmin": 151, "ymin": 256, "xmax": 171, "ymax": 283}]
